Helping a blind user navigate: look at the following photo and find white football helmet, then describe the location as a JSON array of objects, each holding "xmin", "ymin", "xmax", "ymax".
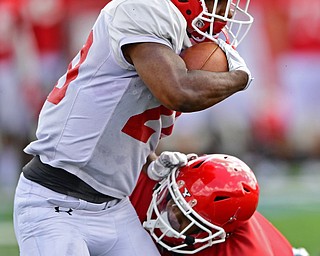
[{"xmin": 171, "ymin": 0, "xmax": 254, "ymax": 47}]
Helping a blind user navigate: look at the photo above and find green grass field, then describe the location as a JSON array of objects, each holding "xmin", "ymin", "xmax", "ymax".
[
  {"xmin": 262, "ymin": 210, "xmax": 320, "ymax": 256},
  {"xmin": 257, "ymin": 172, "xmax": 320, "ymax": 256}
]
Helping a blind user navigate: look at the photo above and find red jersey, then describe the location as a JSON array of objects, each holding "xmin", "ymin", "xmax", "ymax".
[{"xmin": 130, "ymin": 172, "xmax": 294, "ymax": 256}]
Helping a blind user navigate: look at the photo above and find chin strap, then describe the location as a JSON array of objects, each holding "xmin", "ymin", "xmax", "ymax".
[{"xmin": 221, "ymin": 28, "xmax": 238, "ymax": 49}]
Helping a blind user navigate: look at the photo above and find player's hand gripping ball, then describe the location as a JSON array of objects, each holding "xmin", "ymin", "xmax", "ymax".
[{"xmin": 180, "ymin": 41, "xmax": 228, "ymax": 72}]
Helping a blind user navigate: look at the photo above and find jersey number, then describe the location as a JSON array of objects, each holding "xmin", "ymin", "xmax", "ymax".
[
  {"xmin": 122, "ymin": 106, "xmax": 181, "ymax": 143},
  {"xmin": 46, "ymin": 30, "xmax": 180, "ymax": 143},
  {"xmin": 47, "ymin": 31, "xmax": 94, "ymax": 104}
]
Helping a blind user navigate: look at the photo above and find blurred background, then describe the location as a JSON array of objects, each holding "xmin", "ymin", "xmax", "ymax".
[{"xmin": 0, "ymin": 0, "xmax": 319, "ymax": 255}]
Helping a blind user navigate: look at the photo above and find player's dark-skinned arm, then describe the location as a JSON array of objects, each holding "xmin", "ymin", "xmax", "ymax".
[
  {"xmin": 122, "ymin": 42, "xmax": 249, "ymax": 112},
  {"xmin": 142, "ymin": 152, "xmax": 158, "ymax": 174}
]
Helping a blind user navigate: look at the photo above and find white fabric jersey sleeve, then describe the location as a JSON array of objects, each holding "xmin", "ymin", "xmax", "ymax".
[
  {"xmin": 24, "ymin": 0, "xmax": 191, "ymax": 198},
  {"xmin": 106, "ymin": 0, "xmax": 191, "ymax": 68}
]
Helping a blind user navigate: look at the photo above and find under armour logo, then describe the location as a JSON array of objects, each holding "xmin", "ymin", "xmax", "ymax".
[
  {"xmin": 54, "ymin": 206, "xmax": 73, "ymax": 216},
  {"xmin": 182, "ymin": 188, "xmax": 191, "ymax": 198}
]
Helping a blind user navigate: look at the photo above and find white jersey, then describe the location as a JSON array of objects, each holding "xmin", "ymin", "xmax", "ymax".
[{"xmin": 24, "ymin": 0, "xmax": 191, "ymax": 198}]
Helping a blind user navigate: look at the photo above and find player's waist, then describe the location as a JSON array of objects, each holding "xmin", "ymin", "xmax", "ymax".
[{"xmin": 23, "ymin": 155, "xmax": 121, "ymax": 204}]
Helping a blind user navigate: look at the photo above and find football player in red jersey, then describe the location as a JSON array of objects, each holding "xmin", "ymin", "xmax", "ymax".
[{"xmin": 131, "ymin": 153, "xmax": 309, "ymax": 256}]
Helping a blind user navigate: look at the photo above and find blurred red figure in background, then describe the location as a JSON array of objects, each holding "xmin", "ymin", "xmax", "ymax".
[{"xmin": 250, "ymin": 0, "xmax": 320, "ymax": 160}]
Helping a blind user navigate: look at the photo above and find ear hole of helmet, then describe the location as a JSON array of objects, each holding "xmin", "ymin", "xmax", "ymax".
[
  {"xmin": 214, "ymin": 196, "xmax": 230, "ymax": 202},
  {"xmin": 178, "ymin": 0, "xmax": 193, "ymax": 17},
  {"xmin": 242, "ymin": 184, "xmax": 251, "ymax": 193}
]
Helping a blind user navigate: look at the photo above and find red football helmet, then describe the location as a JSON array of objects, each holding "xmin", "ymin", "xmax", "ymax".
[
  {"xmin": 171, "ymin": 0, "xmax": 254, "ymax": 47},
  {"xmin": 143, "ymin": 154, "xmax": 259, "ymax": 254}
]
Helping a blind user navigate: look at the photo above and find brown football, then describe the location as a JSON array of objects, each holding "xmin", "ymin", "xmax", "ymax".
[{"xmin": 180, "ymin": 42, "xmax": 228, "ymax": 72}]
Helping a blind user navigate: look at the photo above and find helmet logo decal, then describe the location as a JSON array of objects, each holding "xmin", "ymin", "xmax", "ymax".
[
  {"xmin": 195, "ymin": 19, "xmax": 205, "ymax": 29},
  {"xmin": 182, "ymin": 187, "xmax": 191, "ymax": 198},
  {"xmin": 182, "ymin": 187, "xmax": 197, "ymax": 207}
]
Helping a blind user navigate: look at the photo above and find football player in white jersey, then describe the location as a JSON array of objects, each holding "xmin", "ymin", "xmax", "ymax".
[{"xmin": 14, "ymin": 0, "xmax": 254, "ymax": 255}]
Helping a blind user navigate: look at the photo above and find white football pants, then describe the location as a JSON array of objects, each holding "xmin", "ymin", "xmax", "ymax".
[{"xmin": 13, "ymin": 173, "xmax": 160, "ymax": 256}]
